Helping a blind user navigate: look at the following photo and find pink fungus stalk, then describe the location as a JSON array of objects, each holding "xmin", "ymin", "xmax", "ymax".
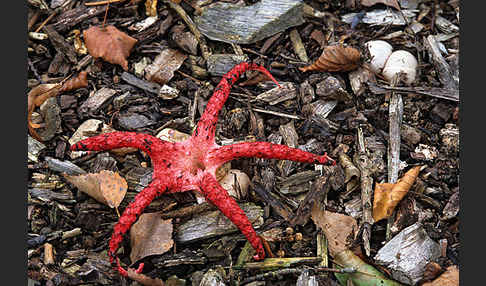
[{"xmin": 70, "ymin": 62, "xmax": 335, "ymax": 276}]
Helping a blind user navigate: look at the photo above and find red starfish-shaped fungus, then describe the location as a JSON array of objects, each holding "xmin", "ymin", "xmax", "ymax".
[{"xmin": 70, "ymin": 62, "xmax": 335, "ymax": 276}]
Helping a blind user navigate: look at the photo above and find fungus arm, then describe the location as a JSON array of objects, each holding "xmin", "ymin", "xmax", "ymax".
[
  {"xmin": 199, "ymin": 172, "xmax": 265, "ymax": 260},
  {"xmin": 194, "ymin": 62, "xmax": 279, "ymax": 142},
  {"xmin": 108, "ymin": 179, "xmax": 169, "ymax": 276},
  {"xmin": 209, "ymin": 141, "xmax": 335, "ymax": 166}
]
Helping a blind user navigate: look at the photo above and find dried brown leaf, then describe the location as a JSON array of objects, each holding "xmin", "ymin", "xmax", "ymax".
[
  {"xmin": 145, "ymin": 0, "xmax": 158, "ymax": 17},
  {"xmin": 60, "ymin": 71, "xmax": 89, "ymax": 92},
  {"xmin": 299, "ymin": 45, "xmax": 361, "ymax": 73},
  {"xmin": 130, "ymin": 212, "xmax": 173, "ymax": 264},
  {"xmin": 422, "ymin": 262, "xmax": 443, "ymax": 283},
  {"xmin": 28, "ymin": 84, "xmax": 61, "ymax": 141},
  {"xmin": 144, "ymin": 48, "xmax": 187, "ymax": 85},
  {"xmin": 63, "ymin": 170, "xmax": 127, "ymax": 208},
  {"xmin": 372, "ymin": 166, "xmax": 422, "ymax": 222},
  {"xmin": 422, "ymin": 265, "xmax": 459, "ymax": 286},
  {"xmin": 361, "ymin": 0, "xmax": 400, "ymax": 10},
  {"xmin": 28, "ymin": 71, "xmax": 89, "ymax": 141},
  {"xmin": 311, "ymin": 204, "xmax": 358, "ymax": 256},
  {"xmin": 83, "ymin": 25, "xmax": 137, "ymax": 71},
  {"xmin": 127, "ymin": 268, "xmax": 165, "ymax": 286}
]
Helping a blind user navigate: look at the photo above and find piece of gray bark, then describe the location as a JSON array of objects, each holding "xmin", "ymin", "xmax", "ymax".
[
  {"xmin": 44, "ymin": 25, "xmax": 78, "ymax": 64},
  {"xmin": 289, "ymin": 28, "xmax": 308, "ymax": 62},
  {"xmin": 441, "ymin": 191, "xmax": 459, "ymax": 220},
  {"xmin": 255, "ymin": 82, "xmax": 296, "ymax": 105},
  {"xmin": 316, "ymin": 76, "xmax": 352, "ymax": 102},
  {"xmin": 195, "ymin": 0, "xmax": 304, "ymax": 44},
  {"xmin": 45, "ymin": 157, "xmax": 87, "ymax": 176},
  {"xmin": 199, "ymin": 267, "xmax": 227, "ymax": 286},
  {"xmin": 38, "ymin": 97, "xmax": 62, "ymax": 141},
  {"xmin": 176, "ymin": 203, "xmax": 263, "ymax": 243},
  {"xmin": 121, "ymin": 71, "xmax": 162, "ymax": 94},
  {"xmin": 78, "ymin": 87, "xmax": 117, "ymax": 116},
  {"xmin": 302, "ymin": 100, "xmax": 338, "ymax": 122},
  {"xmin": 28, "ymin": 135, "xmax": 46, "ymax": 163},
  {"xmin": 424, "ymin": 35, "xmax": 459, "ymax": 90},
  {"xmin": 296, "ymin": 270, "xmax": 318, "ymax": 286},
  {"xmin": 435, "ymin": 15, "xmax": 459, "ymax": 34},
  {"xmin": 117, "ymin": 113, "xmax": 156, "ymax": 130},
  {"xmin": 388, "ymin": 93, "xmax": 403, "ymax": 183},
  {"xmin": 278, "ymin": 121, "xmax": 299, "ymax": 176},
  {"xmin": 341, "ymin": 9, "xmax": 416, "ymax": 26},
  {"xmin": 278, "ymin": 170, "xmax": 321, "ymax": 195},
  {"xmin": 52, "ymin": 5, "xmax": 106, "ymax": 33},
  {"xmin": 374, "ymin": 222, "xmax": 440, "ymax": 285},
  {"xmin": 206, "ymin": 54, "xmax": 249, "ymax": 76}
]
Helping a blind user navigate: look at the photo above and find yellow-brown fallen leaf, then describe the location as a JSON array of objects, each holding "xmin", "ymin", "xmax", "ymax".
[
  {"xmin": 28, "ymin": 72, "xmax": 88, "ymax": 141},
  {"xmin": 71, "ymin": 29, "xmax": 88, "ymax": 55},
  {"xmin": 422, "ymin": 265, "xmax": 459, "ymax": 286},
  {"xmin": 83, "ymin": 25, "xmax": 137, "ymax": 71},
  {"xmin": 372, "ymin": 166, "xmax": 422, "ymax": 222},
  {"xmin": 310, "ymin": 203, "xmax": 358, "ymax": 257},
  {"xmin": 63, "ymin": 170, "xmax": 127, "ymax": 208},
  {"xmin": 145, "ymin": 0, "xmax": 158, "ymax": 17},
  {"xmin": 129, "ymin": 212, "xmax": 173, "ymax": 264},
  {"xmin": 299, "ymin": 45, "xmax": 361, "ymax": 73}
]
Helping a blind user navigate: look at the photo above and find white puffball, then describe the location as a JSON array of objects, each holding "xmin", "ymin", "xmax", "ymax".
[
  {"xmin": 382, "ymin": 50, "xmax": 418, "ymax": 85},
  {"xmin": 365, "ymin": 40, "xmax": 393, "ymax": 73}
]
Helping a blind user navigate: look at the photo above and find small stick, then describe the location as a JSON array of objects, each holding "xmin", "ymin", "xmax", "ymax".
[
  {"xmin": 252, "ymin": 108, "xmax": 302, "ymax": 120},
  {"xmin": 85, "ymin": 0, "xmax": 126, "ymax": 6},
  {"xmin": 241, "ymin": 47, "xmax": 268, "ymax": 59},
  {"xmin": 176, "ymin": 70, "xmax": 205, "ymax": 85},
  {"xmin": 102, "ymin": 1, "xmax": 110, "ymax": 28},
  {"xmin": 33, "ymin": 0, "xmax": 73, "ymax": 33},
  {"xmin": 354, "ymin": 126, "xmax": 373, "ymax": 257},
  {"xmin": 385, "ymin": 75, "xmax": 403, "ymax": 240},
  {"xmin": 34, "ymin": 11, "xmax": 58, "ymax": 33},
  {"xmin": 28, "ymin": 10, "xmax": 41, "ymax": 31}
]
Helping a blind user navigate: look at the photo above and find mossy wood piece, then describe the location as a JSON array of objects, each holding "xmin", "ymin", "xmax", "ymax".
[{"xmin": 195, "ymin": 0, "xmax": 304, "ymax": 44}]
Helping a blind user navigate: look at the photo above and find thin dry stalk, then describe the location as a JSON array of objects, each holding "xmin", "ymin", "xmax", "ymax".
[{"xmin": 353, "ymin": 126, "xmax": 373, "ymax": 257}]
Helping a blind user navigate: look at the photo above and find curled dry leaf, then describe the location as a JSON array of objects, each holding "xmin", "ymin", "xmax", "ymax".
[
  {"xmin": 372, "ymin": 166, "xmax": 422, "ymax": 222},
  {"xmin": 83, "ymin": 25, "xmax": 138, "ymax": 71},
  {"xmin": 422, "ymin": 265, "xmax": 459, "ymax": 286},
  {"xmin": 28, "ymin": 72, "xmax": 89, "ymax": 141},
  {"xmin": 63, "ymin": 170, "xmax": 127, "ymax": 208},
  {"xmin": 60, "ymin": 71, "xmax": 89, "ymax": 91},
  {"xmin": 28, "ymin": 84, "xmax": 61, "ymax": 141},
  {"xmin": 299, "ymin": 45, "xmax": 361, "ymax": 73},
  {"xmin": 361, "ymin": 0, "xmax": 400, "ymax": 10},
  {"xmin": 310, "ymin": 203, "xmax": 358, "ymax": 256},
  {"xmin": 127, "ymin": 268, "xmax": 165, "ymax": 286},
  {"xmin": 130, "ymin": 212, "xmax": 173, "ymax": 264}
]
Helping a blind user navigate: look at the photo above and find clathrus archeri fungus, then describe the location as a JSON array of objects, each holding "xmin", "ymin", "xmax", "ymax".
[{"xmin": 70, "ymin": 62, "xmax": 336, "ymax": 276}]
